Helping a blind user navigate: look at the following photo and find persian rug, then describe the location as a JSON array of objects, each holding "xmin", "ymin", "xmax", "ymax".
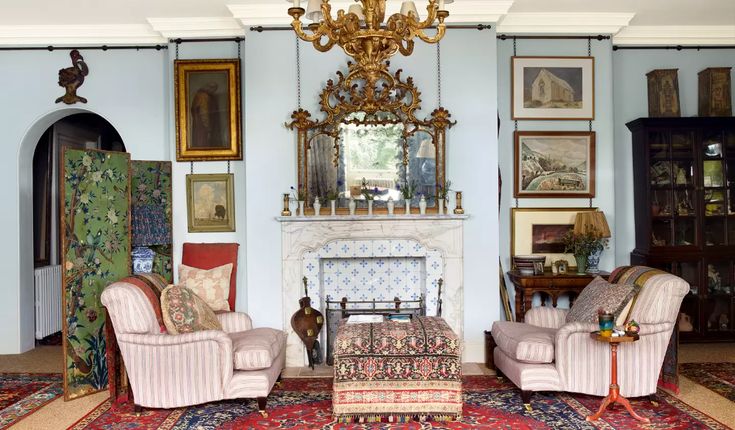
[
  {"xmin": 0, "ymin": 373, "xmax": 63, "ymax": 429},
  {"xmin": 70, "ymin": 375, "xmax": 729, "ymax": 429},
  {"xmin": 680, "ymin": 362, "xmax": 735, "ymax": 402}
]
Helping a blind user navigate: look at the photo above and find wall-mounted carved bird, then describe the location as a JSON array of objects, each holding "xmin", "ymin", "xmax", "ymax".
[{"xmin": 55, "ymin": 49, "xmax": 89, "ymax": 104}]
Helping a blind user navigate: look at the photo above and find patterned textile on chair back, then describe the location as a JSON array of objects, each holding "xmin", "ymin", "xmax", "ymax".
[
  {"xmin": 182, "ymin": 243, "xmax": 239, "ymax": 310},
  {"xmin": 608, "ymin": 265, "xmax": 689, "ymax": 393}
]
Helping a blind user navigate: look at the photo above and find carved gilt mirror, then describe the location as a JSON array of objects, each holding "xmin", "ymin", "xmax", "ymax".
[{"xmin": 288, "ymin": 60, "xmax": 454, "ymax": 213}]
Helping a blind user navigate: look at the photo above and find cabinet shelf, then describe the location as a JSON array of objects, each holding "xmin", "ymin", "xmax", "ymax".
[{"xmin": 629, "ymin": 116, "xmax": 735, "ymax": 344}]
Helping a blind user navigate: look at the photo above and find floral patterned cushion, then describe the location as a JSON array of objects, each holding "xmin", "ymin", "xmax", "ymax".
[
  {"xmin": 566, "ymin": 276, "xmax": 638, "ymax": 325},
  {"xmin": 160, "ymin": 285, "xmax": 222, "ymax": 335},
  {"xmin": 178, "ymin": 263, "xmax": 233, "ymax": 312}
]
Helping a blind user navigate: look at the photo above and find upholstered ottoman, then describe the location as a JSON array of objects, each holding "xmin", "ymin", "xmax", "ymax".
[{"xmin": 332, "ymin": 316, "xmax": 462, "ymax": 422}]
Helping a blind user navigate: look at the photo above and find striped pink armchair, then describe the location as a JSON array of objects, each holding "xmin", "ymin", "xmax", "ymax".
[
  {"xmin": 101, "ymin": 280, "xmax": 286, "ymax": 416},
  {"xmin": 490, "ymin": 267, "xmax": 689, "ymax": 410}
]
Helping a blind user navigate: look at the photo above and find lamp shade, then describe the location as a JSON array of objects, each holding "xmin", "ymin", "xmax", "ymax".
[
  {"xmin": 400, "ymin": 1, "xmax": 419, "ymax": 18},
  {"xmin": 573, "ymin": 211, "xmax": 611, "ymax": 238},
  {"xmin": 132, "ymin": 204, "xmax": 171, "ymax": 247},
  {"xmin": 347, "ymin": 4, "xmax": 365, "ymax": 21},
  {"xmin": 304, "ymin": 0, "xmax": 323, "ymax": 21},
  {"xmin": 416, "ymin": 139, "xmax": 436, "ymax": 159}
]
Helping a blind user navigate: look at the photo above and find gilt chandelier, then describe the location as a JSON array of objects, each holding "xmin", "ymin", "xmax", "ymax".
[{"xmin": 287, "ymin": 0, "xmax": 451, "ymax": 70}]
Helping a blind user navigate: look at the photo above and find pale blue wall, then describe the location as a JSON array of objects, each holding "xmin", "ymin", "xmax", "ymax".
[
  {"xmin": 497, "ymin": 39, "xmax": 616, "ymax": 312},
  {"xmin": 244, "ymin": 28, "xmax": 499, "ymax": 360},
  {"xmin": 613, "ymin": 49, "xmax": 735, "ymax": 265},
  {"xmin": 0, "ymin": 49, "xmax": 169, "ymax": 353}
]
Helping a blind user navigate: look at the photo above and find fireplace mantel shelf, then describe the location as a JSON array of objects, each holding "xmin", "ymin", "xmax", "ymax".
[{"xmin": 276, "ymin": 214, "xmax": 469, "ymax": 222}]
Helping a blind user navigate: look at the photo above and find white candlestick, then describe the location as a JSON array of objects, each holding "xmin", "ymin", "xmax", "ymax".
[
  {"xmin": 438, "ymin": 0, "xmax": 445, "ymax": 10},
  {"xmin": 293, "ymin": 0, "xmax": 301, "ymax": 8}
]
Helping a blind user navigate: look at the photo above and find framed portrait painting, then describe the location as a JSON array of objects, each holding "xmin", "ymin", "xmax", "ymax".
[
  {"xmin": 514, "ymin": 131, "xmax": 595, "ymax": 198},
  {"xmin": 175, "ymin": 59, "xmax": 242, "ymax": 161},
  {"xmin": 511, "ymin": 207, "xmax": 597, "ymax": 269},
  {"xmin": 512, "ymin": 56, "xmax": 594, "ymax": 120},
  {"xmin": 186, "ymin": 173, "xmax": 235, "ymax": 232}
]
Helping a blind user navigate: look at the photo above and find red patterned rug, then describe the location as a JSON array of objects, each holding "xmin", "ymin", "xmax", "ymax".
[
  {"xmin": 681, "ymin": 362, "xmax": 735, "ymax": 402},
  {"xmin": 69, "ymin": 375, "xmax": 728, "ymax": 429},
  {"xmin": 0, "ymin": 373, "xmax": 63, "ymax": 429}
]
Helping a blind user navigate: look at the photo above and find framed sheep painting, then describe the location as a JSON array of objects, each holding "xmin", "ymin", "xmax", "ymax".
[{"xmin": 186, "ymin": 173, "xmax": 235, "ymax": 232}]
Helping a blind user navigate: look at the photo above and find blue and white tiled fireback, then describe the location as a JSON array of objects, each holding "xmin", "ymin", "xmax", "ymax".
[{"xmin": 301, "ymin": 239, "xmax": 443, "ymax": 316}]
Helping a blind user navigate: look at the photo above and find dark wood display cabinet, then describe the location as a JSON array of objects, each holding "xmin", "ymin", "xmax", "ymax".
[{"xmin": 628, "ymin": 117, "xmax": 735, "ymax": 342}]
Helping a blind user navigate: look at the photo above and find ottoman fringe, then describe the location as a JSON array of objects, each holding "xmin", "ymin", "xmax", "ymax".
[{"xmin": 335, "ymin": 412, "xmax": 461, "ymax": 423}]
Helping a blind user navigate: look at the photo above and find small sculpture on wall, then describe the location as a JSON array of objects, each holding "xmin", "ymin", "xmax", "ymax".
[{"xmin": 55, "ymin": 49, "xmax": 89, "ymax": 104}]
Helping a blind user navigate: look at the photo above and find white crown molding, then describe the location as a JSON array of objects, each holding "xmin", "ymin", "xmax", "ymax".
[
  {"xmin": 147, "ymin": 17, "xmax": 245, "ymax": 38},
  {"xmin": 0, "ymin": 24, "xmax": 166, "ymax": 45},
  {"xmin": 613, "ymin": 25, "xmax": 735, "ymax": 45},
  {"xmin": 229, "ymin": 0, "xmax": 514, "ymax": 27},
  {"xmin": 497, "ymin": 12, "xmax": 635, "ymax": 35}
]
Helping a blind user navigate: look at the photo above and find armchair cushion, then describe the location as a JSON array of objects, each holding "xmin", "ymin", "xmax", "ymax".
[
  {"xmin": 565, "ymin": 277, "xmax": 637, "ymax": 325},
  {"xmin": 230, "ymin": 328, "xmax": 286, "ymax": 371},
  {"xmin": 491, "ymin": 321, "xmax": 556, "ymax": 364},
  {"xmin": 179, "ymin": 263, "xmax": 233, "ymax": 312},
  {"xmin": 182, "ymin": 243, "xmax": 239, "ymax": 310},
  {"xmin": 161, "ymin": 285, "xmax": 223, "ymax": 334}
]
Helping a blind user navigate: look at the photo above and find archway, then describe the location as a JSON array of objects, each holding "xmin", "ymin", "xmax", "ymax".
[{"xmin": 18, "ymin": 108, "xmax": 127, "ymax": 352}]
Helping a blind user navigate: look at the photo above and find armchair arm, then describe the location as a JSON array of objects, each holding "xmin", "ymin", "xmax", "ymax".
[
  {"xmin": 524, "ymin": 307, "xmax": 569, "ymax": 329},
  {"xmin": 216, "ymin": 311, "xmax": 253, "ymax": 333},
  {"xmin": 116, "ymin": 331, "xmax": 234, "ymax": 408}
]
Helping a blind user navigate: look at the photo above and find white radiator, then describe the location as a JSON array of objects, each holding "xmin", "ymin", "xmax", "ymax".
[{"xmin": 34, "ymin": 265, "xmax": 62, "ymax": 339}]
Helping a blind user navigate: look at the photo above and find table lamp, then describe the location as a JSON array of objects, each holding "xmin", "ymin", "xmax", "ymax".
[{"xmin": 573, "ymin": 211, "xmax": 611, "ymax": 274}]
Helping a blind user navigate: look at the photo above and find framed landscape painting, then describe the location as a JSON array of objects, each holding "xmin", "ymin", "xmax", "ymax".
[
  {"xmin": 175, "ymin": 59, "xmax": 242, "ymax": 161},
  {"xmin": 186, "ymin": 173, "xmax": 235, "ymax": 232},
  {"xmin": 512, "ymin": 56, "xmax": 594, "ymax": 120},
  {"xmin": 514, "ymin": 131, "xmax": 596, "ymax": 198},
  {"xmin": 512, "ymin": 207, "xmax": 597, "ymax": 268}
]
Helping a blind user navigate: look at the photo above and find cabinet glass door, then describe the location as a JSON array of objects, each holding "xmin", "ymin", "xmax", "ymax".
[
  {"xmin": 704, "ymin": 260, "xmax": 733, "ymax": 334},
  {"xmin": 703, "ymin": 131, "xmax": 729, "ymax": 246}
]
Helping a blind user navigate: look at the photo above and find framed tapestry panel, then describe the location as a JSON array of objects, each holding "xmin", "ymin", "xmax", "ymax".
[
  {"xmin": 511, "ymin": 207, "xmax": 597, "ymax": 269},
  {"xmin": 61, "ymin": 148, "xmax": 131, "ymax": 400},
  {"xmin": 186, "ymin": 173, "xmax": 235, "ymax": 232},
  {"xmin": 512, "ymin": 56, "xmax": 595, "ymax": 120},
  {"xmin": 175, "ymin": 59, "xmax": 242, "ymax": 161},
  {"xmin": 514, "ymin": 131, "xmax": 595, "ymax": 198}
]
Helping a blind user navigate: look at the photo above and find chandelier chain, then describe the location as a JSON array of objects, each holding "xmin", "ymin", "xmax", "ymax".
[
  {"xmin": 437, "ymin": 42, "xmax": 442, "ymax": 106},
  {"xmin": 296, "ymin": 36, "xmax": 302, "ymax": 109}
]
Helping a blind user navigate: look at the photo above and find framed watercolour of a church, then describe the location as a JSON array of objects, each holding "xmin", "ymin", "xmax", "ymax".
[{"xmin": 512, "ymin": 56, "xmax": 595, "ymax": 120}]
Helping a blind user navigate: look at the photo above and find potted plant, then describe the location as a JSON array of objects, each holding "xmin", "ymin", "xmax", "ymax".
[
  {"xmin": 326, "ymin": 185, "xmax": 339, "ymax": 216},
  {"xmin": 437, "ymin": 180, "xmax": 451, "ymax": 215},
  {"xmin": 290, "ymin": 185, "xmax": 307, "ymax": 216},
  {"xmin": 562, "ymin": 227, "xmax": 608, "ymax": 274},
  {"xmin": 397, "ymin": 180, "xmax": 416, "ymax": 215},
  {"xmin": 360, "ymin": 178, "xmax": 378, "ymax": 215}
]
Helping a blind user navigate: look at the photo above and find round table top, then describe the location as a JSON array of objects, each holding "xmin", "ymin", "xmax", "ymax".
[{"xmin": 590, "ymin": 331, "xmax": 639, "ymax": 343}]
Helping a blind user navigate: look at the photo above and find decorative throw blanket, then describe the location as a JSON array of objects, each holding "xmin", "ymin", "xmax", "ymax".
[
  {"xmin": 609, "ymin": 265, "xmax": 679, "ymax": 393},
  {"xmin": 332, "ymin": 316, "xmax": 462, "ymax": 422}
]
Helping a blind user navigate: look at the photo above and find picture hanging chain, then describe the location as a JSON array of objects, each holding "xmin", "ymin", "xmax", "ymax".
[
  {"xmin": 190, "ymin": 161, "xmax": 193, "ymax": 175},
  {"xmin": 513, "ymin": 37, "xmax": 518, "ymax": 132},
  {"xmin": 587, "ymin": 38, "xmax": 592, "ymax": 132},
  {"xmin": 515, "ymin": 197, "xmax": 519, "ymax": 208},
  {"xmin": 175, "ymin": 40, "xmax": 179, "ymax": 60},
  {"xmin": 237, "ymin": 38, "xmax": 241, "ymax": 59},
  {"xmin": 436, "ymin": 41, "xmax": 442, "ymax": 106},
  {"xmin": 296, "ymin": 35, "xmax": 302, "ymax": 109},
  {"xmin": 589, "ymin": 197, "xmax": 593, "ymax": 208}
]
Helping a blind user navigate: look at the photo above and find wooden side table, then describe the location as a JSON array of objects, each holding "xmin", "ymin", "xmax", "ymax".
[
  {"xmin": 586, "ymin": 332, "xmax": 650, "ymax": 423},
  {"xmin": 507, "ymin": 270, "xmax": 609, "ymax": 322}
]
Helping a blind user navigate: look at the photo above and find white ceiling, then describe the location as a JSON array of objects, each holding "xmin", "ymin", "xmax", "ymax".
[{"xmin": 0, "ymin": 0, "xmax": 733, "ymax": 45}]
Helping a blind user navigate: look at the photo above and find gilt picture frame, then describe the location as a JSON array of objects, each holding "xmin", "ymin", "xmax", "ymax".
[
  {"xmin": 512, "ymin": 56, "xmax": 595, "ymax": 120},
  {"xmin": 186, "ymin": 173, "xmax": 235, "ymax": 232},
  {"xmin": 514, "ymin": 131, "xmax": 595, "ymax": 198},
  {"xmin": 175, "ymin": 59, "xmax": 242, "ymax": 161},
  {"xmin": 511, "ymin": 207, "xmax": 597, "ymax": 268}
]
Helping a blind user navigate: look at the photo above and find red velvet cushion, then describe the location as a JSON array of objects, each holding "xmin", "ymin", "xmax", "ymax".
[{"xmin": 181, "ymin": 243, "xmax": 239, "ymax": 310}]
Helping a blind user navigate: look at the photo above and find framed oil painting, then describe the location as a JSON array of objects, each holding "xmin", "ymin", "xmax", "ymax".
[
  {"xmin": 186, "ymin": 173, "xmax": 235, "ymax": 232},
  {"xmin": 512, "ymin": 56, "xmax": 594, "ymax": 120},
  {"xmin": 175, "ymin": 59, "xmax": 242, "ymax": 161},
  {"xmin": 514, "ymin": 131, "xmax": 596, "ymax": 198},
  {"xmin": 511, "ymin": 207, "xmax": 597, "ymax": 268}
]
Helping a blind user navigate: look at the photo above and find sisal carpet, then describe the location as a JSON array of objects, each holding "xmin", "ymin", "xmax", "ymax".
[
  {"xmin": 69, "ymin": 376, "xmax": 729, "ymax": 429},
  {"xmin": 0, "ymin": 373, "xmax": 63, "ymax": 429},
  {"xmin": 681, "ymin": 362, "xmax": 735, "ymax": 402}
]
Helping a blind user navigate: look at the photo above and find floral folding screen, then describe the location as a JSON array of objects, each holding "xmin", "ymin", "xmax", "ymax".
[
  {"xmin": 131, "ymin": 160, "xmax": 173, "ymax": 282},
  {"xmin": 61, "ymin": 148, "xmax": 131, "ymax": 400}
]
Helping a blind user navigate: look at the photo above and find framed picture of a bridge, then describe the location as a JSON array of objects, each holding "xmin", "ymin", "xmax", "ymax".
[
  {"xmin": 511, "ymin": 56, "xmax": 594, "ymax": 120},
  {"xmin": 514, "ymin": 131, "xmax": 596, "ymax": 198}
]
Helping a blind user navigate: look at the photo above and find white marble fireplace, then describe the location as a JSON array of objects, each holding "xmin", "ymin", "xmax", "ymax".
[{"xmin": 279, "ymin": 215, "xmax": 466, "ymax": 367}]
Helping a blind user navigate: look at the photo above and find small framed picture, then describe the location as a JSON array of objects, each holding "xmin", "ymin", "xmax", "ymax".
[
  {"xmin": 512, "ymin": 56, "xmax": 595, "ymax": 120},
  {"xmin": 555, "ymin": 260, "xmax": 568, "ymax": 274},
  {"xmin": 186, "ymin": 173, "xmax": 235, "ymax": 232}
]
